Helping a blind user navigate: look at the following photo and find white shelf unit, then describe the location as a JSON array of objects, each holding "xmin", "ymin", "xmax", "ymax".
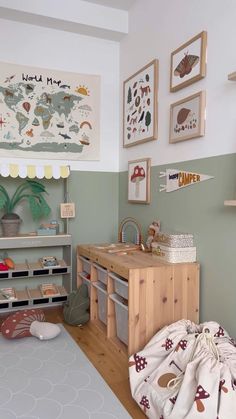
[{"xmin": 0, "ymin": 234, "xmax": 72, "ymax": 312}]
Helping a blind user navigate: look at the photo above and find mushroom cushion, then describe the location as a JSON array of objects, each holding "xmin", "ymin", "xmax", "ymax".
[
  {"xmin": 129, "ymin": 319, "xmax": 236, "ymax": 418},
  {"xmin": 1, "ymin": 309, "xmax": 61, "ymax": 340}
]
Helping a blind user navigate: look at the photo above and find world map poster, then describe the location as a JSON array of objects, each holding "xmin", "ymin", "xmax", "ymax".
[{"xmin": 0, "ymin": 62, "xmax": 100, "ymax": 160}]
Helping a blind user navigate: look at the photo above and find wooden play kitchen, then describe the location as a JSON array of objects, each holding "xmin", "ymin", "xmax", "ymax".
[{"xmin": 77, "ymin": 243, "xmax": 200, "ymax": 356}]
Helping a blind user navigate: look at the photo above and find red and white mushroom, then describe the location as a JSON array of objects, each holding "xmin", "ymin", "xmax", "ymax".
[
  {"xmin": 194, "ymin": 385, "xmax": 210, "ymax": 412},
  {"xmin": 131, "ymin": 165, "xmax": 145, "ymax": 198},
  {"xmin": 175, "ymin": 339, "xmax": 187, "ymax": 352}
]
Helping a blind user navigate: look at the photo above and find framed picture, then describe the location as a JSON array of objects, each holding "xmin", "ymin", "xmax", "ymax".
[
  {"xmin": 123, "ymin": 60, "xmax": 158, "ymax": 147},
  {"xmin": 128, "ymin": 158, "xmax": 151, "ymax": 204},
  {"xmin": 170, "ymin": 31, "xmax": 207, "ymax": 92},
  {"xmin": 60, "ymin": 203, "xmax": 75, "ymax": 218},
  {"xmin": 169, "ymin": 91, "xmax": 206, "ymax": 143}
]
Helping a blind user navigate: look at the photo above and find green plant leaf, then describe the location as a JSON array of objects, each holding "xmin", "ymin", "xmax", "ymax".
[
  {"xmin": 28, "ymin": 196, "xmax": 41, "ymax": 220},
  {"xmin": 26, "ymin": 180, "xmax": 48, "ymax": 194},
  {"xmin": 0, "ymin": 193, "xmax": 8, "ymax": 210}
]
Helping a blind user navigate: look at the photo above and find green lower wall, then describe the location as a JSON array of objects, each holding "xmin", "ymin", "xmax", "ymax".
[
  {"xmin": 119, "ymin": 153, "xmax": 236, "ymax": 337},
  {"xmin": 1, "ymin": 157, "xmax": 236, "ymax": 337}
]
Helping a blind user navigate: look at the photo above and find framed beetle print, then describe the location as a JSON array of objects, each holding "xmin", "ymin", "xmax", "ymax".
[{"xmin": 170, "ymin": 31, "xmax": 207, "ymax": 92}]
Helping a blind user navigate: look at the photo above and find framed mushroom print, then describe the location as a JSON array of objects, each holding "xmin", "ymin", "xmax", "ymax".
[
  {"xmin": 128, "ymin": 158, "xmax": 151, "ymax": 204},
  {"xmin": 170, "ymin": 31, "xmax": 207, "ymax": 92},
  {"xmin": 123, "ymin": 60, "xmax": 158, "ymax": 147},
  {"xmin": 169, "ymin": 91, "xmax": 206, "ymax": 143}
]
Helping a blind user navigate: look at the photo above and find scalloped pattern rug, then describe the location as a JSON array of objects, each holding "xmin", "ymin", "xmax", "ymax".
[{"xmin": 0, "ymin": 325, "xmax": 131, "ymax": 419}]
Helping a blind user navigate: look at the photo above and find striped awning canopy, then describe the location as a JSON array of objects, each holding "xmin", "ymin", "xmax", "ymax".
[{"xmin": 0, "ymin": 164, "xmax": 70, "ymax": 179}]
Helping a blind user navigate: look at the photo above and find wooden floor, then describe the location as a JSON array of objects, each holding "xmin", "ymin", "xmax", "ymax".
[{"xmin": 1, "ymin": 307, "xmax": 145, "ymax": 419}]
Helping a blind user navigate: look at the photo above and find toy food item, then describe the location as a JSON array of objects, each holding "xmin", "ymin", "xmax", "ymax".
[
  {"xmin": 44, "ymin": 288, "xmax": 55, "ymax": 295},
  {"xmin": 4, "ymin": 257, "xmax": 15, "ymax": 269},
  {"xmin": 0, "ymin": 262, "xmax": 8, "ymax": 271}
]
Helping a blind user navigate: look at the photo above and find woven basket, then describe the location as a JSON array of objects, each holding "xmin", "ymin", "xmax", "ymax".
[{"xmin": 1, "ymin": 218, "xmax": 22, "ymax": 237}]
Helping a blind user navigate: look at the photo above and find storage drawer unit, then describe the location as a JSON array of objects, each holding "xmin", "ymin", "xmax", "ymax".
[
  {"xmin": 110, "ymin": 293, "xmax": 128, "ymax": 345},
  {"xmin": 80, "ymin": 256, "xmax": 91, "ymax": 275},
  {"xmin": 78, "ymin": 272, "xmax": 91, "ymax": 297},
  {"xmin": 109, "ymin": 272, "xmax": 128, "ymax": 300},
  {"xmin": 93, "ymin": 281, "xmax": 107, "ymax": 325},
  {"xmin": 93, "ymin": 263, "xmax": 107, "ymax": 285}
]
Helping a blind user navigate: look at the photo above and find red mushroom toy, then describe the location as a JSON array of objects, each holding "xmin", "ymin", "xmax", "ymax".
[{"xmin": 131, "ymin": 165, "xmax": 145, "ymax": 198}]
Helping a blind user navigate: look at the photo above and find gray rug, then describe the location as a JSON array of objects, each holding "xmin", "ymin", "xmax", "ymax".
[{"xmin": 0, "ymin": 324, "xmax": 131, "ymax": 419}]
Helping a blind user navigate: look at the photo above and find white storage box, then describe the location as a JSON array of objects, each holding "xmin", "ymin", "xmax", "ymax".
[
  {"xmin": 79, "ymin": 273, "xmax": 91, "ymax": 297},
  {"xmin": 155, "ymin": 231, "xmax": 194, "ymax": 248},
  {"xmin": 152, "ymin": 243, "xmax": 196, "ymax": 263},
  {"xmin": 80, "ymin": 256, "xmax": 91, "ymax": 275},
  {"xmin": 93, "ymin": 281, "xmax": 107, "ymax": 325},
  {"xmin": 110, "ymin": 293, "xmax": 128, "ymax": 345},
  {"xmin": 94, "ymin": 263, "xmax": 107, "ymax": 285},
  {"xmin": 109, "ymin": 273, "xmax": 128, "ymax": 300}
]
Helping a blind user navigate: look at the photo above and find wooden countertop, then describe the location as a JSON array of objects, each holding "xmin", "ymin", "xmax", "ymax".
[{"xmin": 77, "ymin": 243, "xmax": 199, "ymax": 279}]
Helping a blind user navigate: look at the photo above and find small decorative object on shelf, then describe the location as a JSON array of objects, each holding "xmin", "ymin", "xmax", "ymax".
[
  {"xmin": 146, "ymin": 220, "xmax": 160, "ymax": 249},
  {"xmin": 224, "ymin": 200, "xmax": 236, "ymax": 206},
  {"xmin": 118, "ymin": 217, "xmax": 142, "ymax": 245},
  {"xmin": 0, "ymin": 287, "xmax": 17, "ymax": 302},
  {"xmin": 228, "ymin": 72, "xmax": 236, "ymax": 81},
  {"xmin": 40, "ymin": 283, "xmax": 60, "ymax": 297},
  {"xmin": 39, "ymin": 256, "xmax": 60, "ymax": 268},
  {"xmin": 152, "ymin": 230, "xmax": 196, "ymax": 263}
]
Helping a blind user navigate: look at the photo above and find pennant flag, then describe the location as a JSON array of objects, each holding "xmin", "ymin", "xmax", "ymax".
[{"xmin": 159, "ymin": 169, "xmax": 214, "ymax": 192}]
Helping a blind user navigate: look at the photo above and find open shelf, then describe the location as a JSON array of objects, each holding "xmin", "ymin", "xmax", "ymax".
[
  {"xmin": 224, "ymin": 200, "xmax": 236, "ymax": 206},
  {"xmin": 0, "ymin": 259, "xmax": 70, "ymax": 280},
  {"xmin": 0, "ymin": 285, "xmax": 67, "ymax": 312}
]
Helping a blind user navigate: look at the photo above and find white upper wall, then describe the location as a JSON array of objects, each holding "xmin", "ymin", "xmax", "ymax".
[
  {"xmin": 119, "ymin": 0, "xmax": 236, "ymax": 171},
  {"xmin": 0, "ymin": 0, "xmax": 128, "ymax": 40},
  {"xmin": 0, "ymin": 17, "xmax": 120, "ymax": 172}
]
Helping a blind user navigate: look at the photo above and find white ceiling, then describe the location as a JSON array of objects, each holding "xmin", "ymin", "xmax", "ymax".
[{"xmin": 83, "ymin": 0, "xmax": 137, "ymax": 10}]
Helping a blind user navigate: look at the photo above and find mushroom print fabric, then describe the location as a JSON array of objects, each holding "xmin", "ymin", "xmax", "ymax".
[
  {"xmin": 129, "ymin": 319, "xmax": 236, "ymax": 418},
  {"xmin": 1, "ymin": 309, "xmax": 45, "ymax": 339}
]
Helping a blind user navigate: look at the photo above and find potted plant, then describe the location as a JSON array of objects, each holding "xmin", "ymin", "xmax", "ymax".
[{"xmin": 0, "ymin": 180, "xmax": 51, "ymax": 237}]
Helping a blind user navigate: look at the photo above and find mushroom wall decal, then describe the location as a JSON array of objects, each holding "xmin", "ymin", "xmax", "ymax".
[{"xmin": 131, "ymin": 165, "xmax": 145, "ymax": 197}]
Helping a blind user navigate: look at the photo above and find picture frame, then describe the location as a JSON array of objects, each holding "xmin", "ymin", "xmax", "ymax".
[
  {"xmin": 123, "ymin": 60, "xmax": 158, "ymax": 147},
  {"xmin": 128, "ymin": 158, "xmax": 151, "ymax": 204},
  {"xmin": 60, "ymin": 203, "xmax": 76, "ymax": 218},
  {"xmin": 169, "ymin": 91, "xmax": 206, "ymax": 144},
  {"xmin": 170, "ymin": 31, "xmax": 207, "ymax": 92}
]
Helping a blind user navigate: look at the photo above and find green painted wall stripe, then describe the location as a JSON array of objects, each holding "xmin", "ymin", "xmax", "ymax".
[{"xmin": 119, "ymin": 153, "xmax": 236, "ymax": 337}]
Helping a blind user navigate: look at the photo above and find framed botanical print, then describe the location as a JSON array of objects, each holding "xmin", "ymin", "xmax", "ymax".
[
  {"xmin": 128, "ymin": 158, "xmax": 151, "ymax": 204},
  {"xmin": 123, "ymin": 60, "xmax": 158, "ymax": 147},
  {"xmin": 169, "ymin": 91, "xmax": 206, "ymax": 143},
  {"xmin": 170, "ymin": 31, "xmax": 207, "ymax": 92}
]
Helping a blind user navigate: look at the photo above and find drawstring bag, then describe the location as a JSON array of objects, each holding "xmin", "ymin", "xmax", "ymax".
[
  {"xmin": 129, "ymin": 319, "xmax": 236, "ymax": 418},
  {"xmin": 63, "ymin": 284, "xmax": 90, "ymax": 326}
]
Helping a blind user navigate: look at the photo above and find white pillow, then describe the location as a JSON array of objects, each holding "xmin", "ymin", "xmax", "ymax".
[{"xmin": 30, "ymin": 321, "xmax": 61, "ymax": 340}]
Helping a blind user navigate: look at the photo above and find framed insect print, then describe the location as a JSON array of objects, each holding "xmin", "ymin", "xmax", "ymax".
[
  {"xmin": 123, "ymin": 60, "xmax": 158, "ymax": 148},
  {"xmin": 170, "ymin": 31, "xmax": 207, "ymax": 92},
  {"xmin": 128, "ymin": 158, "xmax": 151, "ymax": 204},
  {"xmin": 169, "ymin": 91, "xmax": 206, "ymax": 143}
]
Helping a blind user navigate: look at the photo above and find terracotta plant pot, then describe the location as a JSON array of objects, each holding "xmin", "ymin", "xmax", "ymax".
[{"xmin": 1, "ymin": 213, "xmax": 22, "ymax": 237}]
